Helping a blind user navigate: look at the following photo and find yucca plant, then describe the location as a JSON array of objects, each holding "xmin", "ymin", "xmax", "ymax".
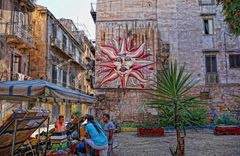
[{"xmin": 146, "ymin": 62, "xmax": 207, "ymax": 156}]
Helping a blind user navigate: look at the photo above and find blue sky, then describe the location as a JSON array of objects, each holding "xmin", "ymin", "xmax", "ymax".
[{"xmin": 37, "ymin": 0, "xmax": 96, "ymax": 39}]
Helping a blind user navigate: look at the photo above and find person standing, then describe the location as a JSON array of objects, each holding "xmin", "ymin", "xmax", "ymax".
[
  {"xmin": 102, "ymin": 114, "xmax": 115, "ymax": 156},
  {"xmin": 83, "ymin": 114, "xmax": 108, "ymax": 156}
]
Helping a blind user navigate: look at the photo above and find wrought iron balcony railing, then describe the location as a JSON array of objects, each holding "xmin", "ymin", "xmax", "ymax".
[{"xmin": 0, "ymin": 23, "xmax": 34, "ymax": 48}]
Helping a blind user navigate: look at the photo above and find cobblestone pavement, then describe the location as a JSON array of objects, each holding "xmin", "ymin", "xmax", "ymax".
[{"xmin": 113, "ymin": 130, "xmax": 240, "ymax": 156}]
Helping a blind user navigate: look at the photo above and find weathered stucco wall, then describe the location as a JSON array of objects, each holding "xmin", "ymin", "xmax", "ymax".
[{"xmin": 95, "ymin": 0, "xmax": 240, "ymax": 122}]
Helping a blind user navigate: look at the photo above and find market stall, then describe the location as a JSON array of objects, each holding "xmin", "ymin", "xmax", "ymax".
[
  {"xmin": 0, "ymin": 80, "xmax": 96, "ymax": 103},
  {"xmin": 0, "ymin": 80, "xmax": 97, "ymax": 155},
  {"xmin": 0, "ymin": 109, "xmax": 49, "ymax": 156}
]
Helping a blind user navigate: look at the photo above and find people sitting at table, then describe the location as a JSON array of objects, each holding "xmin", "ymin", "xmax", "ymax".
[{"xmin": 54, "ymin": 115, "xmax": 66, "ymax": 132}]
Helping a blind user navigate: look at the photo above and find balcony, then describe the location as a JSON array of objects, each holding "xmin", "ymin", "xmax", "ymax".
[
  {"xmin": 50, "ymin": 37, "xmax": 62, "ymax": 50},
  {"xmin": 20, "ymin": 0, "xmax": 35, "ymax": 12},
  {"xmin": 50, "ymin": 37, "xmax": 70, "ymax": 54},
  {"xmin": 90, "ymin": 3, "xmax": 96, "ymax": 23},
  {"xmin": 1, "ymin": 23, "xmax": 34, "ymax": 50},
  {"xmin": 85, "ymin": 53, "xmax": 91, "ymax": 61},
  {"xmin": 85, "ymin": 71, "xmax": 92, "ymax": 81},
  {"xmin": 205, "ymin": 73, "xmax": 219, "ymax": 84},
  {"xmin": 51, "ymin": 37, "xmax": 86, "ymax": 70},
  {"xmin": 12, "ymin": 73, "xmax": 31, "ymax": 81}
]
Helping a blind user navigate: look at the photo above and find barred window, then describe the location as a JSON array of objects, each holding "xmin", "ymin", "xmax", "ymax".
[
  {"xmin": 229, "ymin": 54, "xmax": 240, "ymax": 68},
  {"xmin": 205, "ymin": 55, "xmax": 217, "ymax": 73}
]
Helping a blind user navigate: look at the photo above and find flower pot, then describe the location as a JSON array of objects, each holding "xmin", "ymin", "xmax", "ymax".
[
  {"xmin": 215, "ymin": 125, "xmax": 240, "ymax": 135},
  {"xmin": 137, "ymin": 127, "xmax": 164, "ymax": 137}
]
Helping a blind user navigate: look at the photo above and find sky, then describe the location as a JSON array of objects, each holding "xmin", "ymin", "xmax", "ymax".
[{"xmin": 37, "ymin": 0, "xmax": 96, "ymax": 40}]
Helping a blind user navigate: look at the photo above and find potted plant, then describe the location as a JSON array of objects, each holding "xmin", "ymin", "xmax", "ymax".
[{"xmin": 214, "ymin": 113, "xmax": 240, "ymax": 135}]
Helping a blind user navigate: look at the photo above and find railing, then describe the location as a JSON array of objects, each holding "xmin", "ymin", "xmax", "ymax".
[
  {"xmin": 91, "ymin": 3, "xmax": 96, "ymax": 12},
  {"xmin": 1, "ymin": 23, "xmax": 34, "ymax": 47},
  {"xmin": 90, "ymin": 3, "xmax": 96, "ymax": 23},
  {"xmin": 11, "ymin": 72, "xmax": 31, "ymax": 81},
  {"xmin": 21, "ymin": 0, "xmax": 36, "ymax": 9},
  {"xmin": 205, "ymin": 73, "xmax": 219, "ymax": 84},
  {"xmin": 50, "ymin": 36, "xmax": 87, "ymax": 69}
]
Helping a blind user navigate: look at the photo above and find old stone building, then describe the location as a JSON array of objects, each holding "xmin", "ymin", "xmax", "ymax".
[
  {"xmin": 93, "ymin": 0, "xmax": 240, "ymax": 122},
  {"xmin": 0, "ymin": 0, "xmax": 35, "ymax": 118},
  {"xmin": 31, "ymin": 5, "xmax": 95, "ymax": 122},
  {"xmin": 59, "ymin": 18, "xmax": 96, "ymax": 96}
]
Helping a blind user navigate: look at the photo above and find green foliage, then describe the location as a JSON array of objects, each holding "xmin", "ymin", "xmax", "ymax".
[
  {"xmin": 72, "ymin": 111, "xmax": 82, "ymax": 117},
  {"xmin": 215, "ymin": 113, "xmax": 240, "ymax": 125},
  {"xmin": 217, "ymin": 0, "xmax": 240, "ymax": 36},
  {"xmin": 137, "ymin": 120, "xmax": 162, "ymax": 129},
  {"xmin": 146, "ymin": 62, "xmax": 208, "ymax": 129},
  {"xmin": 121, "ymin": 123, "xmax": 137, "ymax": 128}
]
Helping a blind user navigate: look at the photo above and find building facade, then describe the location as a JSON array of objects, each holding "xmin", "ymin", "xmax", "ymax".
[
  {"xmin": 0, "ymin": 0, "xmax": 35, "ymax": 119},
  {"xmin": 31, "ymin": 6, "xmax": 95, "ymax": 122},
  {"xmin": 93, "ymin": 0, "xmax": 240, "ymax": 122},
  {"xmin": 59, "ymin": 18, "xmax": 96, "ymax": 96}
]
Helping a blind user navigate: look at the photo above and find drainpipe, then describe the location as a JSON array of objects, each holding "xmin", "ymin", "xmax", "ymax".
[
  {"xmin": 223, "ymin": 32, "xmax": 228, "ymax": 84},
  {"xmin": 45, "ymin": 12, "xmax": 48, "ymax": 81}
]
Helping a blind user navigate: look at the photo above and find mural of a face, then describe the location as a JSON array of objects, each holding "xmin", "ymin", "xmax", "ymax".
[{"xmin": 97, "ymin": 36, "xmax": 154, "ymax": 89}]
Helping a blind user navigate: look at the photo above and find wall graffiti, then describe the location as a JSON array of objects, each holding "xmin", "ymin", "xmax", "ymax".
[{"xmin": 96, "ymin": 36, "xmax": 154, "ymax": 89}]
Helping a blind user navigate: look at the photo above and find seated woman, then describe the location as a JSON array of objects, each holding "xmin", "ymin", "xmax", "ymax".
[{"xmin": 83, "ymin": 114, "xmax": 108, "ymax": 156}]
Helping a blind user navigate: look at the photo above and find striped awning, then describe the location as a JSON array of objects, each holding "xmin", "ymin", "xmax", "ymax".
[{"xmin": 0, "ymin": 80, "xmax": 96, "ymax": 103}]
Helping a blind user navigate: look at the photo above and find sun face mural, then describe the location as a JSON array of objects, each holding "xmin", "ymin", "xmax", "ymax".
[{"xmin": 96, "ymin": 36, "xmax": 154, "ymax": 89}]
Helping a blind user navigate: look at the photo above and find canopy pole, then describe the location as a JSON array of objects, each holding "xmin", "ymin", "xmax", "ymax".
[
  {"xmin": 44, "ymin": 117, "xmax": 50, "ymax": 156},
  {"xmin": 11, "ymin": 119, "xmax": 18, "ymax": 156}
]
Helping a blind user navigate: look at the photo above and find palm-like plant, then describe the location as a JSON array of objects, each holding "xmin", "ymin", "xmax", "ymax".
[{"xmin": 147, "ymin": 62, "xmax": 207, "ymax": 156}]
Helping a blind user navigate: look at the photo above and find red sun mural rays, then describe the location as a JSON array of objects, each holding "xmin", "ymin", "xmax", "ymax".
[{"xmin": 97, "ymin": 36, "xmax": 154, "ymax": 89}]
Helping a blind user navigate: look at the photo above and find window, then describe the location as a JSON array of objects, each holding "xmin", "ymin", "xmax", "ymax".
[
  {"xmin": 12, "ymin": 54, "xmax": 21, "ymax": 73},
  {"xmin": 52, "ymin": 24, "xmax": 57, "ymax": 38},
  {"xmin": 229, "ymin": 54, "xmax": 240, "ymax": 68},
  {"xmin": 203, "ymin": 19, "xmax": 213, "ymax": 35},
  {"xmin": 69, "ymin": 74, "xmax": 75, "ymax": 88},
  {"xmin": 200, "ymin": 0, "xmax": 215, "ymax": 5},
  {"xmin": 52, "ymin": 64, "xmax": 57, "ymax": 83},
  {"xmin": 71, "ymin": 44, "xmax": 76, "ymax": 54},
  {"xmin": 62, "ymin": 35, "xmax": 67, "ymax": 50},
  {"xmin": 19, "ymin": 12, "xmax": 25, "ymax": 27},
  {"xmin": 205, "ymin": 55, "xmax": 217, "ymax": 73},
  {"xmin": 0, "ymin": 0, "xmax": 2, "ymax": 9},
  {"xmin": 62, "ymin": 70, "xmax": 67, "ymax": 87},
  {"xmin": 100, "ymin": 31, "xmax": 105, "ymax": 44}
]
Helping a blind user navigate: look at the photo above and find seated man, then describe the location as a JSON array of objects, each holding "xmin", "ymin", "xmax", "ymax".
[{"xmin": 55, "ymin": 115, "xmax": 66, "ymax": 132}]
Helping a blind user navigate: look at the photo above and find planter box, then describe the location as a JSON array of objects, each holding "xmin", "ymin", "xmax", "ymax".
[
  {"xmin": 137, "ymin": 128, "xmax": 164, "ymax": 137},
  {"xmin": 121, "ymin": 127, "xmax": 137, "ymax": 132},
  {"xmin": 215, "ymin": 126, "xmax": 240, "ymax": 135}
]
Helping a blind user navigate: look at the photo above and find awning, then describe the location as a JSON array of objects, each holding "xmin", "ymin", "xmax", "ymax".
[{"xmin": 0, "ymin": 80, "xmax": 96, "ymax": 103}]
